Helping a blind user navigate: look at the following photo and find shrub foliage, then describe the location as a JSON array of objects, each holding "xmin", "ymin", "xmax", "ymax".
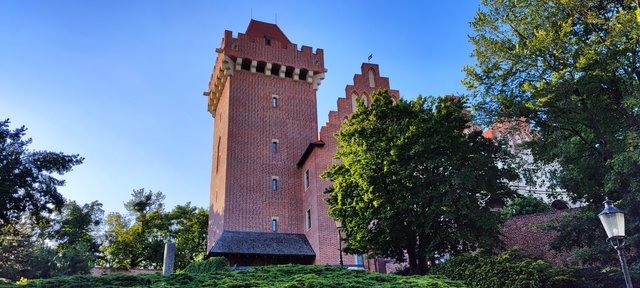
[
  {"xmin": 183, "ymin": 257, "xmax": 229, "ymax": 274},
  {"xmin": 501, "ymin": 195, "xmax": 551, "ymax": 218},
  {"xmin": 429, "ymin": 251, "xmax": 579, "ymax": 288},
  {"xmin": 1, "ymin": 264, "xmax": 464, "ymax": 288}
]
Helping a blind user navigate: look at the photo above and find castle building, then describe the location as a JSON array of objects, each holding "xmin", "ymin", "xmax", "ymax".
[
  {"xmin": 203, "ymin": 20, "xmax": 397, "ymax": 270},
  {"xmin": 203, "ymin": 20, "xmax": 574, "ymax": 270}
]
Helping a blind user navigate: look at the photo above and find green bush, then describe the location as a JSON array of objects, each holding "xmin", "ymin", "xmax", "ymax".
[
  {"xmin": 429, "ymin": 251, "xmax": 579, "ymax": 288},
  {"xmin": 501, "ymin": 195, "xmax": 551, "ymax": 218},
  {"xmin": 4, "ymin": 264, "xmax": 464, "ymax": 288},
  {"xmin": 183, "ymin": 256, "xmax": 230, "ymax": 274}
]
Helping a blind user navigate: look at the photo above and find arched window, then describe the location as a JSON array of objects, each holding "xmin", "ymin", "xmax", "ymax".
[
  {"xmin": 352, "ymin": 93, "xmax": 358, "ymax": 112},
  {"xmin": 362, "ymin": 94, "xmax": 368, "ymax": 106},
  {"xmin": 368, "ymin": 69, "xmax": 375, "ymax": 88}
]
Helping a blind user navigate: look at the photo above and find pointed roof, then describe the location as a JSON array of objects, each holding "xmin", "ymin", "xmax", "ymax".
[{"xmin": 245, "ymin": 19, "xmax": 291, "ymax": 45}]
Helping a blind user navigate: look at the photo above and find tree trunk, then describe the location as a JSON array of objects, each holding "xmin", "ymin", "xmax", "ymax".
[
  {"xmin": 415, "ymin": 249, "xmax": 428, "ymax": 275},
  {"xmin": 407, "ymin": 248, "xmax": 418, "ymax": 275}
]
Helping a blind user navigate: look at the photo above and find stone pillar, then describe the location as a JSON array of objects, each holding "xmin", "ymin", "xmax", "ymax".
[{"xmin": 163, "ymin": 242, "xmax": 176, "ymax": 276}]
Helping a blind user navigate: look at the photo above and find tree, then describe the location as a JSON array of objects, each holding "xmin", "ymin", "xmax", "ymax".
[
  {"xmin": 50, "ymin": 200, "xmax": 104, "ymax": 274},
  {"xmin": 168, "ymin": 203, "xmax": 208, "ymax": 270},
  {"xmin": 501, "ymin": 195, "xmax": 551, "ymax": 218},
  {"xmin": 0, "ymin": 219, "xmax": 57, "ymax": 280},
  {"xmin": 0, "ymin": 119, "xmax": 84, "ymax": 228},
  {"xmin": 102, "ymin": 189, "xmax": 168, "ymax": 269},
  {"xmin": 323, "ymin": 91, "xmax": 518, "ymax": 275},
  {"xmin": 465, "ymin": 0, "xmax": 640, "ymax": 265}
]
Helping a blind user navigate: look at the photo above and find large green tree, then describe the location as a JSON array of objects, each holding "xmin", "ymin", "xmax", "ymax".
[
  {"xmin": 466, "ymin": 0, "xmax": 640, "ymax": 265},
  {"xmin": 0, "ymin": 220, "xmax": 56, "ymax": 280},
  {"xmin": 50, "ymin": 200, "xmax": 104, "ymax": 275},
  {"xmin": 168, "ymin": 203, "xmax": 208, "ymax": 270},
  {"xmin": 101, "ymin": 189, "xmax": 208, "ymax": 270},
  {"xmin": 0, "ymin": 119, "xmax": 83, "ymax": 228},
  {"xmin": 323, "ymin": 91, "xmax": 518, "ymax": 275},
  {"xmin": 102, "ymin": 189, "xmax": 168, "ymax": 269}
]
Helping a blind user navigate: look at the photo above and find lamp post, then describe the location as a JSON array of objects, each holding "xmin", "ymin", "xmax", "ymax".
[
  {"xmin": 598, "ymin": 199, "xmax": 633, "ymax": 288},
  {"xmin": 335, "ymin": 220, "xmax": 344, "ymax": 267}
]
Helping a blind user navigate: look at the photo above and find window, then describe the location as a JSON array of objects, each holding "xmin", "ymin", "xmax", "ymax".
[
  {"xmin": 272, "ymin": 139, "xmax": 278, "ymax": 153},
  {"xmin": 304, "ymin": 169, "xmax": 310, "ymax": 190},
  {"xmin": 216, "ymin": 137, "xmax": 221, "ymax": 174},
  {"xmin": 362, "ymin": 94, "xmax": 368, "ymax": 106},
  {"xmin": 355, "ymin": 255, "xmax": 364, "ymax": 266},
  {"xmin": 368, "ymin": 69, "xmax": 375, "ymax": 87},
  {"xmin": 351, "ymin": 93, "xmax": 358, "ymax": 112},
  {"xmin": 306, "ymin": 209, "xmax": 311, "ymax": 230},
  {"xmin": 272, "ymin": 177, "xmax": 278, "ymax": 191},
  {"xmin": 272, "ymin": 218, "xmax": 277, "ymax": 232},
  {"xmin": 265, "ymin": 37, "xmax": 271, "ymax": 46},
  {"xmin": 272, "ymin": 95, "xmax": 279, "ymax": 108}
]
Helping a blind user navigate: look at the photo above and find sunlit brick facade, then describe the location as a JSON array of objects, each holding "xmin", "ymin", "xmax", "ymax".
[
  {"xmin": 203, "ymin": 20, "xmax": 571, "ymax": 271},
  {"xmin": 203, "ymin": 20, "xmax": 397, "ymax": 270}
]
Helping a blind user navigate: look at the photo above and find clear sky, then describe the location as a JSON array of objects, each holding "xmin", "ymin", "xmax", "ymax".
[{"xmin": 0, "ymin": 0, "xmax": 480, "ymax": 214}]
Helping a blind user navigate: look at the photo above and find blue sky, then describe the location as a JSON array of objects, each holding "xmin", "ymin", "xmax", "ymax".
[{"xmin": 0, "ymin": 1, "xmax": 480, "ymax": 214}]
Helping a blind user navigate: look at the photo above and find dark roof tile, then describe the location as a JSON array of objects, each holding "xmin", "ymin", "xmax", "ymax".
[{"xmin": 210, "ymin": 231, "xmax": 315, "ymax": 257}]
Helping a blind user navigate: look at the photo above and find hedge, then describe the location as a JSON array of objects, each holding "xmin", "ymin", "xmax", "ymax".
[
  {"xmin": 0, "ymin": 264, "xmax": 464, "ymax": 288},
  {"xmin": 429, "ymin": 251, "xmax": 579, "ymax": 288}
]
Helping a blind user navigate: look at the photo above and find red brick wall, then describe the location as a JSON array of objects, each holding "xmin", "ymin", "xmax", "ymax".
[
  {"xmin": 208, "ymin": 21, "xmax": 323, "ymax": 250},
  {"xmin": 500, "ymin": 209, "xmax": 575, "ymax": 266},
  {"xmin": 304, "ymin": 64, "xmax": 400, "ymax": 265}
]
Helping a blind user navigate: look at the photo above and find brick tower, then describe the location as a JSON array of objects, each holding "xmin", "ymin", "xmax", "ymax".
[{"xmin": 204, "ymin": 20, "xmax": 326, "ymax": 265}]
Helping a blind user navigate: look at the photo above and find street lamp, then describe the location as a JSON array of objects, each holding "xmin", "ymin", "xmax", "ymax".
[
  {"xmin": 598, "ymin": 199, "xmax": 633, "ymax": 288},
  {"xmin": 335, "ymin": 220, "xmax": 344, "ymax": 267}
]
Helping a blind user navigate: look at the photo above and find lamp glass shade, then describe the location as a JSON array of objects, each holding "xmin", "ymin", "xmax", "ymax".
[{"xmin": 598, "ymin": 200, "xmax": 625, "ymax": 238}]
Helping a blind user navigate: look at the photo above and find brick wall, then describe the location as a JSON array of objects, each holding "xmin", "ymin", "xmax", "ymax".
[
  {"xmin": 208, "ymin": 20, "xmax": 323, "ymax": 250},
  {"xmin": 303, "ymin": 63, "xmax": 400, "ymax": 265},
  {"xmin": 500, "ymin": 209, "xmax": 575, "ymax": 266}
]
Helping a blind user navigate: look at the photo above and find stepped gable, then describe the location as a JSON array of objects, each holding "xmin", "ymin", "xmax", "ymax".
[
  {"xmin": 318, "ymin": 63, "xmax": 400, "ymax": 143},
  {"xmin": 296, "ymin": 63, "xmax": 399, "ymax": 267}
]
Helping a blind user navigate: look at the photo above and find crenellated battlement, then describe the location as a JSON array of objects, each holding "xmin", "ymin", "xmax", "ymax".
[
  {"xmin": 224, "ymin": 30, "xmax": 325, "ymax": 71},
  {"xmin": 203, "ymin": 20, "xmax": 326, "ymax": 118}
]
